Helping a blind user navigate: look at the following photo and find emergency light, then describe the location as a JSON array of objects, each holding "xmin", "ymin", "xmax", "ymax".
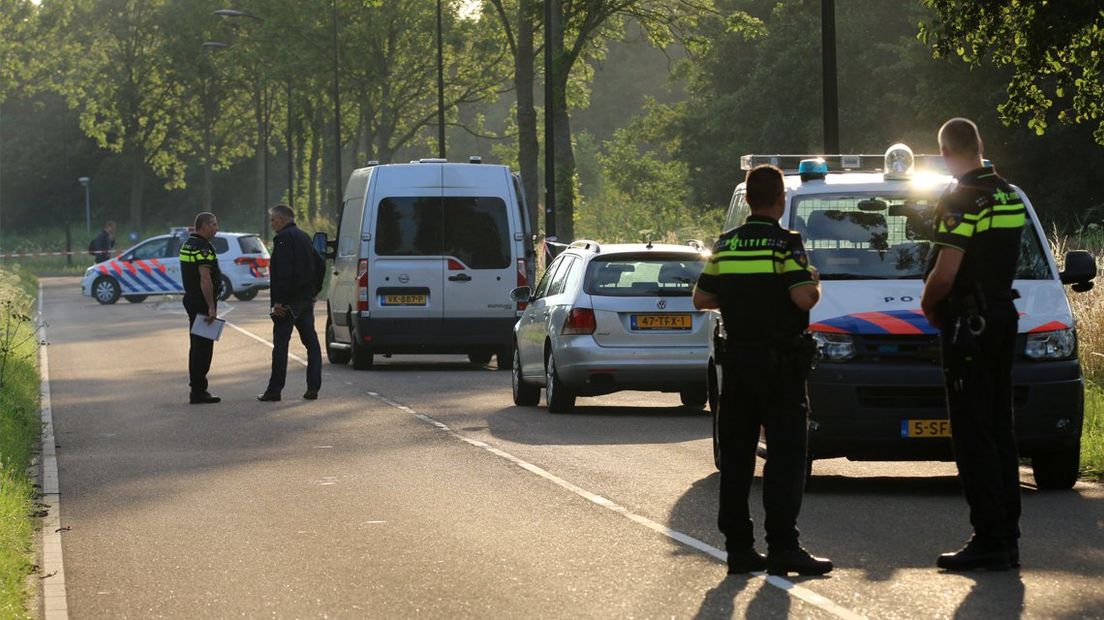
[
  {"xmin": 883, "ymin": 143, "xmax": 915, "ymax": 178},
  {"xmin": 798, "ymin": 158, "xmax": 829, "ymax": 181}
]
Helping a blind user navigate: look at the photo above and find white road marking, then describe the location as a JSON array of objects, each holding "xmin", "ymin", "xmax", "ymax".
[
  {"xmin": 39, "ymin": 283, "xmax": 69, "ymax": 619},
  {"xmin": 235, "ymin": 324, "xmax": 866, "ymax": 620}
]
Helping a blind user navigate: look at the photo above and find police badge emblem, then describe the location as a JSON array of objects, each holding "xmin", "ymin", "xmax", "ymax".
[
  {"xmin": 942, "ymin": 212, "xmax": 962, "ymax": 231},
  {"xmin": 792, "ymin": 248, "xmax": 809, "ymax": 268}
]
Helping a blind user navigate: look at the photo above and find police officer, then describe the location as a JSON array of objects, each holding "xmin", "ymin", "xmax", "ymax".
[
  {"xmin": 921, "ymin": 118, "xmax": 1024, "ymax": 571},
  {"xmin": 257, "ymin": 204, "xmax": 323, "ymax": 401},
  {"xmin": 180, "ymin": 212, "xmax": 222, "ymax": 404},
  {"xmin": 693, "ymin": 164, "xmax": 831, "ymax": 576}
]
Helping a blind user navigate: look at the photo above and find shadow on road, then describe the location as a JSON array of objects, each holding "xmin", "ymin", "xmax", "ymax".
[{"xmin": 484, "ymin": 404, "xmax": 711, "ymax": 446}]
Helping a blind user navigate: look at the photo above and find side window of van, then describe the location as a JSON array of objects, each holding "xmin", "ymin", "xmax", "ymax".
[
  {"xmin": 338, "ymin": 197, "xmax": 362, "ymax": 259},
  {"xmin": 534, "ymin": 257, "xmax": 563, "ymax": 299},
  {"xmin": 547, "ymin": 257, "xmax": 575, "ymax": 297},
  {"xmin": 443, "ymin": 197, "xmax": 510, "ymax": 269}
]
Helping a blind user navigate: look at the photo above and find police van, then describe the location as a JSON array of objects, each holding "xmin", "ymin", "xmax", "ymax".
[
  {"xmin": 707, "ymin": 145, "xmax": 1098, "ymax": 488},
  {"xmin": 315, "ymin": 158, "xmax": 535, "ymax": 369}
]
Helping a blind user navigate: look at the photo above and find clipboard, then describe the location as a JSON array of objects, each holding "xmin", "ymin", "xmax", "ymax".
[{"xmin": 190, "ymin": 315, "xmax": 226, "ymax": 341}]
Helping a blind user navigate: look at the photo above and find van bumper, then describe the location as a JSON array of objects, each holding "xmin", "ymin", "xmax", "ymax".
[
  {"xmin": 353, "ymin": 317, "xmax": 515, "ymax": 354},
  {"xmin": 806, "ymin": 359, "xmax": 1084, "ymax": 461}
]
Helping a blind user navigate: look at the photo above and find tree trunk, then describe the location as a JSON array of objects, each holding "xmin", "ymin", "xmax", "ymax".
[
  {"xmin": 550, "ymin": 2, "xmax": 574, "ymax": 242},
  {"xmin": 309, "ymin": 102, "xmax": 322, "ymax": 221},
  {"xmin": 516, "ymin": 0, "xmax": 540, "ymax": 231},
  {"xmin": 128, "ymin": 146, "xmax": 145, "ymax": 233},
  {"xmin": 255, "ymin": 81, "xmax": 267, "ymax": 238}
]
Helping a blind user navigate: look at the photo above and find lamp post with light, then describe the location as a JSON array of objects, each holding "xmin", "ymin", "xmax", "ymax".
[{"xmin": 78, "ymin": 176, "xmax": 91, "ymax": 235}]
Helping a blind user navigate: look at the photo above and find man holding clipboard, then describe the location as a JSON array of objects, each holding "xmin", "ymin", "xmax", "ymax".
[{"xmin": 181, "ymin": 212, "xmax": 223, "ymax": 404}]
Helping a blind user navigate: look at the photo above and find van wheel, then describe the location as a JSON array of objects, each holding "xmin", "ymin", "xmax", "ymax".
[
  {"xmin": 92, "ymin": 277, "xmax": 121, "ymax": 304},
  {"xmin": 512, "ymin": 346, "xmax": 540, "ymax": 407},
  {"xmin": 1031, "ymin": 445, "xmax": 1080, "ymax": 490},
  {"xmin": 351, "ymin": 329, "xmax": 374, "ymax": 370},
  {"xmin": 468, "ymin": 352, "xmax": 493, "ymax": 365},
  {"xmin": 545, "ymin": 353, "xmax": 575, "ymax": 414},
  {"xmin": 218, "ymin": 275, "xmax": 233, "ymax": 301},
  {"xmin": 680, "ymin": 387, "xmax": 707, "ymax": 408},
  {"xmin": 233, "ymin": 289, "xmax": 258, "ymax": 301},
  {"xmin": 495, "ymin": 343, "xmax": 514, "ymax": 371},
  {"xmin": 124, "ymin": 295, "xmax": 147, "ymax": 303},
  {"xmin": 326, "ymin": 317, "xmax": 351, "ymax": 365}
]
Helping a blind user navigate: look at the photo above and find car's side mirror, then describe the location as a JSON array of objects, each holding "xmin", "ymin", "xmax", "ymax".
[
  {"xmin": 312, "ymin": 232, "xmax": 334, "ymax": 261},
  {"xmin": 509, "ymin": 286, "xmax": 532, "ymax": 303},
  {"xmin": 1060, "ymin": 250, "xmax": 1097, "ymax": 292}
]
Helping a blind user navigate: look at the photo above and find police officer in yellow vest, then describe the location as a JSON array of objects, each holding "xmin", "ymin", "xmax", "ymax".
[
  {"xmin": 180, "ymin": 212, "xmax": 222, "ymax": 405},
  {"xmin": 693, "ymin": 164, "xmax": 831, "ymax": 576},
  {"xmin": 922, "ymin": 118, "xmax": 1025, "ymax": 571}
]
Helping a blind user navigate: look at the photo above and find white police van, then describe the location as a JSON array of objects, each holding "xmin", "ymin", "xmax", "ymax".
[
  {"xmin": 707, "ymin": 145, "xmax": 1098, "ymax": 489},
  {"xmin": 315, "ymin": 158, "xmax": 535, "ymax": 369},
  {"xmin": 81, "ymin": 229, "xmax": 270, "ymax": 304}
]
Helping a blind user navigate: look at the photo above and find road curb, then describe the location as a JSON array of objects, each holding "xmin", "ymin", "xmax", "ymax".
[{"xmin": 37, "ymin": 282, "xmax": 69, "ymax": 619}]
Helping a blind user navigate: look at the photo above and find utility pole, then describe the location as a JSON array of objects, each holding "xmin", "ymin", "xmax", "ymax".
[
  {"xmin": 436, "ymin": 0, "xmax": 446, "ymax": 159},
  {"xmin": 332, "ymin": 0, "xmax": 343, "ymax": 213},
  {"xmin": 821, "ymin": 0, "xmax": 840, "ymax": 153}
]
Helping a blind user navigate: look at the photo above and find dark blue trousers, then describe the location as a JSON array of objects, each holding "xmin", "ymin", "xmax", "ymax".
[{"xmin": 266, "ymin": 300, "xmax": 322, "ymax": 395}]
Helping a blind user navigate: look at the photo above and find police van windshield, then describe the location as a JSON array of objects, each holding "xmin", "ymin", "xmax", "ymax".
[
  {"xmin": 792, "ymin": 193, "xmax": 1050, "ymax": 280},
  {"xmin": 584, "ymin": 254, "xmax": 706, "ymax": 297}
]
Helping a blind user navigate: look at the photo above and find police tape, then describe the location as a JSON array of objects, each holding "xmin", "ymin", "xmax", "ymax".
[{"xmin": 0, "ymin": 250, "xmax": 105, "ymax": 258}]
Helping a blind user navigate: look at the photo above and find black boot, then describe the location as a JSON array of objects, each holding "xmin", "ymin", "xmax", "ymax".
[
  {"xmin": 727, "ymin": 548, "xmax": 767, "ymax": 574},
  {"xmin": 937, "ymin": 537, "xmax": 1011, "ymax": 571},
  {"xmin": 767, "ymin": 546, "xmax": 833, "ymax": 576}
]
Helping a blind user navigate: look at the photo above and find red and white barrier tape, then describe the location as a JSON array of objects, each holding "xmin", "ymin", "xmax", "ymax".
[{"xmin": 0, "ymin": 250, "xmax": 103, "ymax": 258}]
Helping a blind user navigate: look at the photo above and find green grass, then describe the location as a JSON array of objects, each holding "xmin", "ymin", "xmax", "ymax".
[
  {"xmin": 0, "ymin": 266, "xmax": 41, "ymax": 619},
  {"xmin": 1082, "ymin": 383, "xmax": 1104, "ymax": 482}
]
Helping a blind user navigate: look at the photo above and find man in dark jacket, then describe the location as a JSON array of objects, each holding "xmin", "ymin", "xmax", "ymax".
[
  {"xmin": 89, "ymin": 220, "xmax": 116, "ymax": 263},
  {"xmin": 258, "ymin": 204, "xmax": 323, "ymax": 401}
]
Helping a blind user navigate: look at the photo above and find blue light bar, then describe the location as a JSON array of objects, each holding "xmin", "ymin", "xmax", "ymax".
[{"xmin": 798, "ymin": 158, "xmax": 828, "ymax": 181}]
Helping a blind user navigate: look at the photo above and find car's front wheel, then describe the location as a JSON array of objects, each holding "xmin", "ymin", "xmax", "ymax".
[
  {"xmin": 1032, "ymin": 445, "xmax": 1080, "ymax": 490},
  {"xmin": 217, "ymin": 275, "xmax": 233, "ymax": 301},
  {"xmin": 512, "ymin": 345, "xmax": 540, "ymax": 406},
  {"xmin": 680, "ymin": 387, "xmax": 708, "ymax": 408},
  {"xmin": 468, "ymin": 351, "xmax": 493, "ymax": 365},
  {"xmin": 545, "ymin": 352, "xmax": 575, "ymax": 414},
  {"xmin": 92, "ymin": 276, "xmax": 121, "ymax": 305}
]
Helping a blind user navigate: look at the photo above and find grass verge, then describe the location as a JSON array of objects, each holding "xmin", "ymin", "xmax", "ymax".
[
  {"xmin": 0, "ymin": 265, "xmax": 41, "ymax": 619},
  {"xmin": 1082, "ymin": 384, "xmax": 1104, "ymax": 481}
]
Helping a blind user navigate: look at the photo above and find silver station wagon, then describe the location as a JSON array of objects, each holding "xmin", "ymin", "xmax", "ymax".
[{"xmin": 510, "ymin": 241, "xmax": 710, "ymax": 413}]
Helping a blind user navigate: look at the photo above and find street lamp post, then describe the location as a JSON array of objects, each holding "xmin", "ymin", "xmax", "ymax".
[
  {"xmin": 436, "ymin": 0, "xmax": 446, "ymax": 159},
  {"xmin": 78, "ymin": 176, "xmax": 91, "ymax": 235},
  {"xmin": 821, "ymin": 0, "xmax": 840, "ymax": 153}
]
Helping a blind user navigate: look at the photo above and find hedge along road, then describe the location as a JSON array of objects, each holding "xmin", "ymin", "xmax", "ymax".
[{"xmin": 38, "ymin": 276, "xmax": 1104, "ymax": 619}]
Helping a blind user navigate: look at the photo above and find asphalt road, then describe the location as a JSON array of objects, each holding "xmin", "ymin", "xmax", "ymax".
[{"xmin": 40, "ymin": 277, "xmax": 1104, "ymax": 619}]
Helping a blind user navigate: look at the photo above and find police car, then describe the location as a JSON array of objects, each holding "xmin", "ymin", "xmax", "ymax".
[
  {"xmin": 707, "ymin": 145, "xmax": 1097, "ymax": 489},
  {"xmin": 81, "ymin": 229, "xmax": 270, "ymax": 304}
]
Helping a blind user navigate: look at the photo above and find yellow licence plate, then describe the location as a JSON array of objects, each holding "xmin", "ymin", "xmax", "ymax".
[
  {"xmin": 631, "ymin": 313, "xmax": 692, "ymax": 330},
  {"xmin": 382, "ymin": 294, "xmax": 427, "ymax": 306},
  {"xmin": 901, "ymin": 419, "xmax": 951, "ymax": 438}
]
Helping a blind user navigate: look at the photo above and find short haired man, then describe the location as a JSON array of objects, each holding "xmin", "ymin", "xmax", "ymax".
[
  {"xmin": 89, "ymin": 220, "xmax": 116, "ymax": 263},
  {"xmin": 922, "ymin": 118, "xmax": 1025, "ymax": 571},
  {"xmin": 180, "ymin": 212, "xmax": 222, "ymax": 404},
  {"xmin": 257, "ymin": 204, "xmax": 323, "ymax": 401},
  {"xmin": 693, "ymin": 165, "xmax": 831, "ymax": 576}
]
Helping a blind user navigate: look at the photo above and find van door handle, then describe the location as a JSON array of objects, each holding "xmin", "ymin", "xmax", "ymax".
[{"xmin": 448, "ymin": 273, "xmax": 472, "ymax": 282}]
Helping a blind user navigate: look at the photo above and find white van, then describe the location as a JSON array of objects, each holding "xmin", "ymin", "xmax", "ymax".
[
  {"xmin": 707, "ymin": 146, "xmax": 1098, "ymax": 489},
  {"xmin": 316, "ymin": 158, "xmax": 535, "ymax": 369}
]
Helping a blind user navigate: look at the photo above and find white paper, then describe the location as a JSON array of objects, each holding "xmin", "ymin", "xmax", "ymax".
[{"xmin": 190, "ymin": 315, "xmax": 226, "ymax": 341}]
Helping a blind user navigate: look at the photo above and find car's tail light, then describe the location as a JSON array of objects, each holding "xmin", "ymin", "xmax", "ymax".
[
  {"xmin": 357, "ymin": 259, "xmax": 370, "ymax": 312},
  {"xmin": 562, "ymin": 308, "xmax": 596, "ymax": 335},
  {"xmin": 516, "ymin": 258, "xmax": 528, "ymax": 311},
  {"xmin": 233, "ymin": 257, "xmax": 251, "ymax": 265}
]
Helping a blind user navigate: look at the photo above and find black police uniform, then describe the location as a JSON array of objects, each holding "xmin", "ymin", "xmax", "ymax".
[
  {"xmin": 264, "ymin": 222, "xmax": 322, "ymax": 397},
  {"xmin": 926, "ymin": 166, "xmax": 1025, "ymax": 558},
  {"xmin": 180, "ymin": 233, "xmax": 221, "ymax": 397},
  {"xmin": 696, "ymin": 214, "xmax": 817, "ymax": 557}
]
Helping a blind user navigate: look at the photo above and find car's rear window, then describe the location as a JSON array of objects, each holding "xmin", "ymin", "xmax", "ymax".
[
  {"xmin": 210, "ymin": 237, "xmax": 229, "ymax": 254},
  {"xmin": 374, "ymin": 196, "xmax": 511, "ymax": 268},
  {"xmin": 237, "ymin": 235, "xmax": 267, "ymax": 255},
  {"xmin": 584, "ymin": 254, "xmax": 705, "ymax": 297}
]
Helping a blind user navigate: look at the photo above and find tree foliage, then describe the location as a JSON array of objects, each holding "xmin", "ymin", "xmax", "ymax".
[{"xmin": 920, "ymin": 0, "xmax": 1104, "ymax": 143}]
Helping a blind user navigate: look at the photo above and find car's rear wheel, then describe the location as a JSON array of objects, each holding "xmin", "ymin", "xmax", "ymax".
[
  {"xmin": 680, "ymin": 387, "xmax": 708, "ymax": 408},
  {"xmin": 351, "ymin": 328, "xmax": 374, "ymax": 370},
  {"xmin": 1031, "ymin": 445, "xmax": 1080, "ymax": 490},
  {"xmin": 545, "ymin": 352, "xmax": 575, "ymax": 414},
  {"xmin": 218, "ymin": 275, "xmax": 233, "ymax": 301},
  {"xmin": 512, "ymin": 345, "xmax": 540, "ymax": 406},
  {"xmin": 92, "ymin": 277, "xmax": 120, "ymax": 305},
  {"xmin": 468, "ymin": 352, "xmax": 493, "ymax": 365},
  {"xmin": 233, "ymin": 289, "xmax": 258, "ymax": 301},
  {"xmin": 124, "ymin": 294, "xmax": 147, "ymax": 303},
  {"xmin": 326, "ymin": 316, "xmax": 351, "ymax": 365}
]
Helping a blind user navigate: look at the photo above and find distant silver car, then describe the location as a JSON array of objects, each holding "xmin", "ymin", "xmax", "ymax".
[{"xmin": 510, "ymin": 241, "xmax": 710, "ymax": 413}]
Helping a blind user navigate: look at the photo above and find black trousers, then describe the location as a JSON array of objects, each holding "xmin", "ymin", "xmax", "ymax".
[
  {"xmin": 940, "ymin": 302, "xmax": 1021, "ymax": 545},
  {"xmin": 717, "ymin": 352, "xmax": 809, "ymax": 552},
  {"xmin": 186, "ymin": 309, "xmax": 215, "ymax": 395},
  {"xmin": 266, "ymin": 300, "xmax": 322, "ymax": 394}
]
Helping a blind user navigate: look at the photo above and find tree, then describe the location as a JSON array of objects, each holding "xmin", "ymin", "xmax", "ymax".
[
  {"xmin": 920, "ymin": 1, "xmax": 1104, "ymax": 143},
  {"xmin": 0, "ymin": 0, "xmax": 38, "ymax": 104}
]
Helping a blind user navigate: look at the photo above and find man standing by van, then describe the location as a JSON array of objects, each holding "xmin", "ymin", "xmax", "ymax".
[
  {"xmin": 922, "ymin": 118, "xmax": 1025, "ymax": 571},
  {"xmin": 258, "ymin": 204, "xmax": 323, "ymax": 402},
  {"xmin": 692, "ymin": 164, "xmax": 831, "ymax": 576},
  {"xmin": 181, "ymin": 212, "xmax": 221, "ymax": 404}
]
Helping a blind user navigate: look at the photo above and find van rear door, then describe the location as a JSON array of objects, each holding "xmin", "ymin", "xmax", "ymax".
[
  {"xmin": 440, "ymin": 166, "xmax": 517, "ymax": 321},
  {"xmin": 369, "ymin": 167, "xmax": 445, "ymax": 325}
]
